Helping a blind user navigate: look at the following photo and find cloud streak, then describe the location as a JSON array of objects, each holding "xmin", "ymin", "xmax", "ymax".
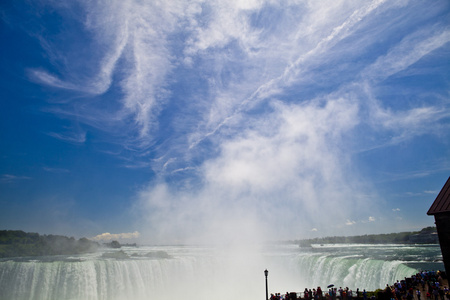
[{"xmin": 0, "ymin": 174, "xmax": 32, "ymax": 183}]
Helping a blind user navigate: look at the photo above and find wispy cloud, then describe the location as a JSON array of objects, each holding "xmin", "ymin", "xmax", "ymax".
[
  {"xmin": 43, "ymin": 167, "xmax": 70, "ymax": 174},
  {"xmin": 424, "ymin": 190, "xmax": 439, "ymax": 194},
  {"xmin": 362, "ymin": 27, "xmax": 450, "ymax": 82},
  {"xmin": 26, "ymin": 1, "xmax": 449, "ymax": 164},
  {"xmin": 29, "ymin": 70, "xmax": 79, "ymax": 91},
  {"xmin": 185, "ymin": 1, "xmax": 392, "ymax": 150},
  {"xmin": 47, "ymin": 131, "xmax": 87, "ymax": 144},
  {"xmin": 375, "ymin": 165, "xmax": 450, "ymax": 183},
  {"xmin": 1, "ymin": 174, "xmax": 32, "ymax": 183},
  {"xmin": 29, "ymin": 0, "xmax": 183, "ymax": 147}
]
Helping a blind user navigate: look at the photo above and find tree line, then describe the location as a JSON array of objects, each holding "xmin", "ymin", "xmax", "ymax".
[
  {"xmin": 0, "ymin": 230, "xmax": 99, "ymax": 258},
  {"xmin": 297, "ymin": 226, "xmax": 438, "ymax": 247}
]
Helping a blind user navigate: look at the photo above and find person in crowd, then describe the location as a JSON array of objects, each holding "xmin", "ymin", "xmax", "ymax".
[
  {"xmin": 406, "ymin": 289, "xmax": 413, "ymax": 300},
  {"xmin": 385, "ymin": 284, "xmax": 392, "ymax": 299},
  {"xmin": 433, "ymin": 288, "xmax": 440, "ymax": 300},
  {"xmin": 331, "ymin": 287, "xmax": 337, "ymax": 300},
  {"xmin": 318, "ymin": 287, "xmax": 323, "ymax": 300},
  {"xmin": 443, "ymin": 286, "xmax": 449, "ymax": 300},
  {"xmin": 328, "ymin": 287, "xmax": 334, "ymax": 300}
]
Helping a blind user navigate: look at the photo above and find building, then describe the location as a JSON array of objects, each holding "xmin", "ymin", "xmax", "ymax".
[{"xmin": 427, "ymin": 176, "xmax": 450, "ymax": 276}]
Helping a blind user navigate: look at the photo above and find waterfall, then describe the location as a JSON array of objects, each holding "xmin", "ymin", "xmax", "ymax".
[
  {"xmin": 0, "ymin": 245, "xmax": 426, "ymax": 300},
  {"xmin": 291, "ymin": 253, "xmax": 418, "ymax": 291},
  {"xmin": 0, "ymin": 248, "xmax": 268, "ymax": 300},
  {"xmin": 0, "ymin": 256, "xmax": 236, "ymax": 300}
]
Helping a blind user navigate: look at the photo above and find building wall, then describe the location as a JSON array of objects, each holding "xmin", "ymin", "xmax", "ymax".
[{"xmin": 435, "ymin": 212, "xmax": 450, "ymax": 276}]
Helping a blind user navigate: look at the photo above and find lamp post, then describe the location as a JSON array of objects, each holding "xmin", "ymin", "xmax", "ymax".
[{"xmin": 264, "ymin": 269, "xmax": 269, "ymax": 300}]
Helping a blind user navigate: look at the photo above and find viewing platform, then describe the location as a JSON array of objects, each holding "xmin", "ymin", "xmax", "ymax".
[{"xmin": 269, "ymin": 270, "xmax": 448, "ymax": 300}]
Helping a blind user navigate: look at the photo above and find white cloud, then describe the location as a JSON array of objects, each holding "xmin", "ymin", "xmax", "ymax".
[
  {"xmin": 368, "ymin": 216, "xmax": 375, "ymax": 222},
  {"xmin": 392, "ymin": 208, "xmax": 401, "ymax": 212},
  {"xmin": 346, "ymin": 220, "xmax": 356, "ymax": 226},
  {"xmin": 91, "ymin": 231, "xmax": 140, "ymax": 241}
]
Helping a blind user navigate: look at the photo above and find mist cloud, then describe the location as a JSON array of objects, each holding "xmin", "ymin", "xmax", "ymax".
[{"xmin": 136, "ymin": 97, "xmax": 379, "ymax": 244}]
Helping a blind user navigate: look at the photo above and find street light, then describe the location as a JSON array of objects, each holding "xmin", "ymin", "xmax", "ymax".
[{"xmin": 264, "ymin": 269, "xmax": 269, "ymax": 300}]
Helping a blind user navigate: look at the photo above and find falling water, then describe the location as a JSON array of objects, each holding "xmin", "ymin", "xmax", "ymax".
[{"xmin": 0, "ymin": 244, "xmax": 442, "ymax": 300}]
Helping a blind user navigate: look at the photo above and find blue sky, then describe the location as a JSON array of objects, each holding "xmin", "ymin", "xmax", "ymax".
[{"xmin": 0, "ymin": 0, "xmax": 449, "ymax": 244}]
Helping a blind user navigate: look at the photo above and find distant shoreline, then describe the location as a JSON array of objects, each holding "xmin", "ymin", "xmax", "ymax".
[
  {"xmin": 294, "ymin": 226, "xmax": 438, "ymax": 247},
  {"xmin": 0, "ymin": 230, "xmax": 99, "ymax": 258}
]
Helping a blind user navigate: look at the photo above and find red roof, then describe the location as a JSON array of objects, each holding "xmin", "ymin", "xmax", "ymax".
[{"xmin": 427, "ymin": 176, "xmax": 450, "ymax": 215}]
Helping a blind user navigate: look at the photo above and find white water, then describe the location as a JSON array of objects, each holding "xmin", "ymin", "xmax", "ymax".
[{"xmin": 0, "ymin": 244, "xmax": 441, "ymax": 300}]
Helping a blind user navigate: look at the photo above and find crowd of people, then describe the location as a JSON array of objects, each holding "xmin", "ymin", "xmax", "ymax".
[
  {"xmin": 270, "ymin": 286, "xmax": 368, "ymax": 300},
  {"xmin": 269, "ymin": 270, "xmax": 448, "ymax": 300},
  {"xmin": 380, "ymin": 270, "xmax": 448, "ymax": 300}
]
